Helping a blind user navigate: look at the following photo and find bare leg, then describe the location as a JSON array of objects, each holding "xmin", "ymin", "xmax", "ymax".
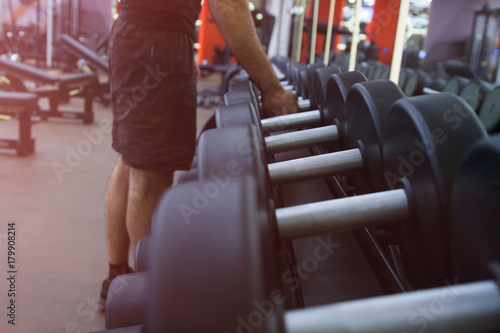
[
  {"xmin": 105, "ymin": 156, "xmax": 130, "ymax": 265},
  {"xmin": 126, "ymin": 167, "xmax": 173, "ymax": 252}
]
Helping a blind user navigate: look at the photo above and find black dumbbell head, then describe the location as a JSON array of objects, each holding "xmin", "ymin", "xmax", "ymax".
[{"xmin": 383, "ymin": 93, "xmax": 488, "ymax": 288}]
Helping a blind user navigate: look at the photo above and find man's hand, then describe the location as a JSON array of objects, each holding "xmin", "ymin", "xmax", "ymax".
[
  {"xmin": 207, "ymin": 0, "xmax": 296, "ymax": 117},
  {"xmin": 261, "ymin": 88, "xmax": 299, "ymax": 118}
]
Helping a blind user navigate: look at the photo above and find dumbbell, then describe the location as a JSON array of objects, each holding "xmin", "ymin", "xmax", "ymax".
[
  {"xmin": 215, "ymin": 79, "xmax": 404, "ymax": 196},
  {"xmin": 147, "ymin": 174, "xmax": 500, "ymax": 333},
  {"xmin": 196, "ymin": 93, "xmax": 487, "ymax": 288}
]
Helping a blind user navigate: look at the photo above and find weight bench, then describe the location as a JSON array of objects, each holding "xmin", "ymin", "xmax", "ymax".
[
  {"xmin": 0, "ymin": 91, "xmax": 37, "ymax": 156},
  {"xmin": 0, "ymin": 58, "xmax": 97, "ymax": 124}
]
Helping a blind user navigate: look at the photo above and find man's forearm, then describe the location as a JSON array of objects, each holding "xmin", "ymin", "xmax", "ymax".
[{"xmin": 206, "ymin": 0, "xmax": 281, "ymax": 94}]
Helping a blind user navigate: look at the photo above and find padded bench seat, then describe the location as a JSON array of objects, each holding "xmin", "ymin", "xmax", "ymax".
[
  {"xmin": 0, "ymin": 58, "xmax": 96, "ymax": 124},
  {"xmin": 0, "ymin": 91, "xmax": 37, "ymax": 156}
]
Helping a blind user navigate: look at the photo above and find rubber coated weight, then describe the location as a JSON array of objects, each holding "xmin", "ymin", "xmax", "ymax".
[
  {"xmin": 479, "ymin": 86, "xmax": 500, "ymax": 133},
  {"xmin": 197, "ymin": 124, "xmax": 269, "ymax": 200},
  {"xmin": 443, "ymin": 76, "xmax": 470, "ymax": 95},
  {"xmin": 305, "ymin": 63, "xmax": 324, "ymax": 106},
  {"xmin": 344, "ymin": 80, "xmax": 406, "ymax": 193},
  {"xmin": 106, "ymin": 273, "xmax": 147, "ymax": 329},
  {"xmin": 312, "ymin": 65, "xmax": 342, "ymax": 108},
  {"xmin": 224, "ymin": 90, "xmax": 259, "ymax": 111},
  {"xmin": 291, "ymin": 63, "xmax": 306, "ymax": 93},
  {"xmin": 427, "ymin": 78, "xmax": 447, "ymax": 92},
  {"xmin": 450, "ymin": 135, "xmax": 500, "ymax": 283},
  {"xmin": 404, "ymin": 69, "xmax": 429, "ymax": 96},
  {"xmin": 459, "ymin": 80, "xmax": 493, "ymax": 112},
  {"xmin": 323, "ymin": 71, "xmax": 368, "ymax": 147},
  {"xmin": 216, "ymin": 102, "xmax": 259, "ymax": 129},
  {"xmin": 382, "ymin": 93, "xmax": 488, "ymax": 288},
  {"xmin": 229, "ymin": 75, "xmax": 256, "ymax": 93},
  {"xmin": 298, "ymin": 68, "xmax": 309, "ymax": 99},
  {"xmin": 147, "ymin": 176, "xmax": 284, "ymax": 332}
]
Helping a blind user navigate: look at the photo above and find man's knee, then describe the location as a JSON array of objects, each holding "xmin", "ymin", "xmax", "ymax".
[{"xmin": 114, "ymin": 155, "xmax": 130, "ymax": 179}]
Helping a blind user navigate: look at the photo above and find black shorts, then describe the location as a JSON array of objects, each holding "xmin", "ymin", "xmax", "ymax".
[{"xmin": 109, "ymin": 17, "xmax": 197, "ymax": 173}]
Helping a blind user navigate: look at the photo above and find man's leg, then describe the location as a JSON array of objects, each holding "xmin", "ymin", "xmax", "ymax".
[
  {"xmin": 99, "ymin": 155, "xmax": 133, "ymax": 310},
  {"xmin": 105, "ymin": 156, "xmax": 130, "ymax": 264},
  {"xmin": 126, "ymin": 167, "xmax": 173, "ymax": 252}
]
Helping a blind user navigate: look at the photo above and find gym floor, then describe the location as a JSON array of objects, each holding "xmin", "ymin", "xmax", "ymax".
[{"xmin": 0, "ymin": 74, "xmax": 216, "ymax": 333}]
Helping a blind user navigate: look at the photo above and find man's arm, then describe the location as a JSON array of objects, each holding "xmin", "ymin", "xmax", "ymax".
[{"xmin": 206, "ymin": 0, "xmax": 298, "ymax": 117}]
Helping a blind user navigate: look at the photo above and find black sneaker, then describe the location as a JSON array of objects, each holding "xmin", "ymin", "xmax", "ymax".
[{"xmin": 98, "ymin": 266, "xmax": 133, "ymax": 312}]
